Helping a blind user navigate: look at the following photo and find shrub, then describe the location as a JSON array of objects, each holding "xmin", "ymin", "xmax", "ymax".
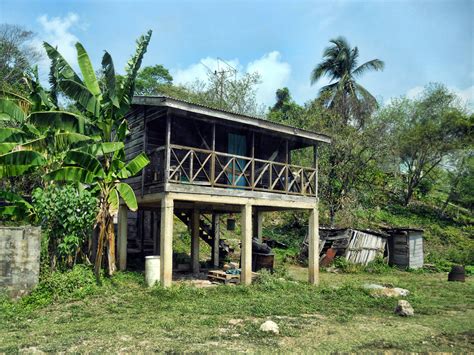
[
  {"xmin": 363, "ymin": 256, "xmax": 394, "ymax": 274},
  {"xmin": 33, "ymin": 185, "xmax": 98, "ymax": 270}
]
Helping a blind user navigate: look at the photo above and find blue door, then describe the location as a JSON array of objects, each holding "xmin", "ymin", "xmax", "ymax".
[{"xmin": 227, "ymin": 133, "xmax": 247, "ymax": 187}]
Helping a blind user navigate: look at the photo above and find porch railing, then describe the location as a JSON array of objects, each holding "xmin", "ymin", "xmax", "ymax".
[{"xmin": 147, "ymin": 144, "xmax": 317, "ymax": 197}]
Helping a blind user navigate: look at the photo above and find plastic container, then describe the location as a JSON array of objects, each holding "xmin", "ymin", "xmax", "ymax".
[{"xmin": 145, "ymin": 256, "xmax": 161, "ymax": 287}]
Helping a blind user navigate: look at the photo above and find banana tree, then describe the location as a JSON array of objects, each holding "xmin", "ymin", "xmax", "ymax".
[
  {"xmin": 0, "ymin": 70, "xmax": 92, "ymax": 221},
  {"xmin": 43, "ymin": 31, "xmax": 152, "ymax": 280}
]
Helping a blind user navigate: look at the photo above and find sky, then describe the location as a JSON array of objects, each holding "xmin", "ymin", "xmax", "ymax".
[{"xmin": 1, "ymin": 0, "xmax": 473, "ymax": 109}]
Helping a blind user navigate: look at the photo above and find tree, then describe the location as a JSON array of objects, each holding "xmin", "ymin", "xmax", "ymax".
[
  {"xmin": 0, "ymin": 65, "xmax": 91, "ymax": 222},
  {"xmin": 268, "ymin": 87, "xmax": 304, "ymax": 127},
  {"xmin": 440, "ymin": 150, "xmax": 474, "ymax": 214},
  {"xmin": 0, "ymin": 24, "xmax": 41, "ymax": 93},
  {"xmin": 135, "ymin": 64, "xmax": 173, "ymax": 95},
  {"xmin": 307, "ymin": 96, "xmax": 389, "ymax": 226},
  {"xmin": 190, "ymin": 71, "xmax": 263, "ymax": 116},
  {"xmin": 310, "ymin": 36, "xmax": 384, "ymax": 126},
  {"xmin": 43, "ymin": 31, "xmax": 152, "ymax": 280},
  {"xmin": 379, "ymin": 84, "xmax": 471, "ymax": 206}
]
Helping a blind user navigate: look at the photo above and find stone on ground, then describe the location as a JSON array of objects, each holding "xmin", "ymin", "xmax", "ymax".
[
  {"xmin": 228, "ymin": 319, "xmax": 243, "ymax": 325},
  {"xmin": 259, "ymin": 320, "xmax": 279, "ymax": 334},
  {"xmin": 363, "ymin": 284, "xmax": 410, "ymax": 297},
  {"xmin": 395, "ymin": 300, "xmax": 414, "ymax": 316}
]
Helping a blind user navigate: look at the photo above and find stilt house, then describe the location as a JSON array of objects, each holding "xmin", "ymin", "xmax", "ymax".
[{"xmin": 117, "ymin": 96, "xmax": 331, "ymax": 287}]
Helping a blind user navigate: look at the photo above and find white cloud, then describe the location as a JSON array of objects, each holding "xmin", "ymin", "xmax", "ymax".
[
  {"xmin": 173, "ymin": 57, "xmax": 241, "ymax": 86},
  {"xmin": 246, "ymin": 51, "xmax": 291, "ymax": 106},
  {"xmin": 33, "ymin": 13, "xmax": 82, "ymax": 75},
  {"xmin": 449, "ymin": 85, "xmax": 474, "ymax": 108},
  {"xmin": 405, "ymin": 85, "xmax": 473, "ymax": 109},
  {"xmin": 172, "ymin": 51, "xmax": 291, "ymax": 106},
  {"xmin": 406, "ymin": 86, "xmax": 424, "ymax": 99}
]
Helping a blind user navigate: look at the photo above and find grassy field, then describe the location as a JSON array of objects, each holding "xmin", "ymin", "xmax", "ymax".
[{"xmin": 1, "ymin": 266, "xmax": 473, "ymax": 353}]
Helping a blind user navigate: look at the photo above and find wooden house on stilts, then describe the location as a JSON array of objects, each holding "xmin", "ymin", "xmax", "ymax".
[{"xmin": 117, "ymin": 96, "xmax": 331, "ymax": 287}]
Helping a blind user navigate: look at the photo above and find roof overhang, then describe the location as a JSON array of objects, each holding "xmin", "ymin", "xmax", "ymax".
[{"xmin": 132, "ymin": 96, "xmax": 331, "ymax": 145}]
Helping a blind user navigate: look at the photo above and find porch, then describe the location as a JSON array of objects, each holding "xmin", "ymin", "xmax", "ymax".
[{"xmin": 117, "ymin": 192, "xmax": 320, "ymax": 287}]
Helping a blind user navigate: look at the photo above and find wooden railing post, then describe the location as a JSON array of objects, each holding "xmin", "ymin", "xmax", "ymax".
[
  {"xmin": 269, "ymin": 162, "xmax": 272, "ymax": 191},
  {"xmin": 189, "ymin": 150, "xmax": 194, "ymax": 183},
  {"xmin": 211, "ymin": 152, "xmax": 216, "ymax": 186},
  {"xmin": 285, "ymin": 140, "xmax": 289, "ymax": 193},
  {"xmin": 164, "ymin": 113, "xmax": 171, "ymax": 184}
]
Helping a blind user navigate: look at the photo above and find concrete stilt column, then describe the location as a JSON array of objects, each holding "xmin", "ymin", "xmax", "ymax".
[
  {"xmin": 308, "ymin": 206, "xmax": 319, "ymax": 285},
  {"xmin": 191, "ymin": 209, "xmax": 200, "ymax": 274},
  {"xmin": 160, "ymin": 195, "xmax": 174, "ymax": 287},
  {"xmin": 212, "ymin": 213, "xmax": 220, "ymax": 268},
  {"xmin": 117, "ymin": 205, "xmax": 128, "ymax": 271},
  {"xmin": 241, "ymin": 204, "xmax": 253, "ymax": 285}
]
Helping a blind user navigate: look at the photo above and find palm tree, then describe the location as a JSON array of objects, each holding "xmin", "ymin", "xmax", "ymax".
[{"xmin": 310, "ymin": 36, "xmax": 384, "ymax": 126}]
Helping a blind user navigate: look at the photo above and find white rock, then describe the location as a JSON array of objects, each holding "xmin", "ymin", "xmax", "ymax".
[
  {"xmin": 259, "ymin": 320, "xmax": 279, "ymax": 334},
  {"xmin": 228, "ymin": 319, "xmax": 243, "ymax": 325},
  {"xmin": 364, "ymin": 284, "xmax": 410, "ymax": 297},
  {"xmin": 393, "ymin": 287, "xmax": 410, "ymax": 297},
  {"xmin": 395, "ymin": 300, "xmax": 414, "ymax": 317},
  {"xmin": 363, "ymin": 283, "xmax": 385, "ymax": 290}
]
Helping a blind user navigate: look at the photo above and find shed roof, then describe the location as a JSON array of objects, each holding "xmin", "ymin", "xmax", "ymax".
[{"xmin": 132, "ymin": 95, "xmax": 331, "ymax": 145}]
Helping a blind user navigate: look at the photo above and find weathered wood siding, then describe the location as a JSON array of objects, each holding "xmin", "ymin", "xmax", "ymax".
[
  {"xmin": 345, "ymin": 230, "xmax": 386, "ymax": 265},
  {"xmin": 387, "ymin": 231, "xmax": 424, "ymax": 269},
  {"xmin": 408, "ymin": 232, "xmax": 424, "ymax": 269},
  {"xmin": 124, "ymin": 106, "xmax": 146, "ymax": 193}
]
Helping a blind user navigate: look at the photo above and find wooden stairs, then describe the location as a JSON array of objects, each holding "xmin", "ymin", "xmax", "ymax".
[{"xmin": 175, "ymin": 211, "xmax": 231, "ymax": 260}]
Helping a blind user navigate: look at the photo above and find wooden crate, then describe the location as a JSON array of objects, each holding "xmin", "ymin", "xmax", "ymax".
[
  {"xmin": 207, "ymin": 270, "xmax": 259, "ymax": 284},
  {"xmin": 208, "ymin": 270, "xmax": 240, "ymax": 284}
]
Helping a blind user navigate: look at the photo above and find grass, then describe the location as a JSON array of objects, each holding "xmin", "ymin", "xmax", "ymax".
[{"xmin": 1, "ymin": 265, "xmax": 473, "ymax": 353}]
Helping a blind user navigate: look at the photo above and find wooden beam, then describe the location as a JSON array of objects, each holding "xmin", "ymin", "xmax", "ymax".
[
  {"xmin": 314, "ymin": 144, "xmax": 318, "ymax": 199},
  {"xmin": 141, "ymin": 106, "xmax": 148, "ymax": 197},
  {"xmin": 117, "ymin": 205, "xmax": 128, "ymax": 271},
  {"xmin": 165, "ymin": 185, "xmax": 316, "ymax": 208},
  {"xmin": 257, "ymin": 211, "xmax": 263, "ymax": 243},
  {"xmin": 212, "ymin": 213, "xmax": 220, "ymax": 268},
  {"xmin": 211, "ymin": 123, "xmax": 216, "ymax": 186},
  {"xmin": 241, "ymin": 204, "xmax": 253, "ymax": 285},
  {"xmin": 164, "ymin": 110, "xmax": 171, "ymax": 184},
  {"xmin": 152, "ymin": 209, "xmax": 160, "ymax": 255},
  {"xmin": 191, "ymin": 208, "xmax": 200, "ymax": 273},
  {"xmin": 160, "ymin": 195, "xmax": 174, "ymax": 287},
  {"xmin": 285, "ymin": 140, "xmax": 289, "ymax": 193},
  {"xmin": 308, "ymin": 206, "xmax": 319, "ymax": 285}
]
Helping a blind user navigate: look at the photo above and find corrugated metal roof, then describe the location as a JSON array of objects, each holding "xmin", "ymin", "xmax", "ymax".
[{"xmin": 132, "ymin": 95, "xmax": 331, "ymax": 144}]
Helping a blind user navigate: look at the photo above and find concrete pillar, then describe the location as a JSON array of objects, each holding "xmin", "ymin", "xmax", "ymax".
[
  {"xmin": 212, "ymin": 213, "xmax": 220, "ymax": 268},
  {"xmin": 308, "ymin": 206, "xmax": 319, "ymax": 285},
  {"xmin": 117, "ymin": 205, "xmax": 128, "ymax": 271},
  {"xmin": 160, "ymin": 195, "xmax": 174, "ymax": 287},
  {"xmin": 191, "ymin": 209, "xmax": 200, "ymax": 273},
  {"xmin": 241, "ymin": 204, "xmax": 253, "ymax": 285}
]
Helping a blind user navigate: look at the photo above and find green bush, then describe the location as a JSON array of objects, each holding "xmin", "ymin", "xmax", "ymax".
[
  {"xmin": 26, "ymin": 265, "xmax": 98, "ymax": 305},
  {"xmin": 363, "ymin": 256, "xmax": 394, "ymax": 274},
  {"xmin": 0, "ymin": 265, "xmax": 100, "ymax": 319},
  {"xmin": 33, "ymin": 185, "xmax": 98, "ymax": 270}
]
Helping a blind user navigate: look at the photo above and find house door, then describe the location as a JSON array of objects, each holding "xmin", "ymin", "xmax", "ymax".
[{"xmin": 227, "ymin": 133, "xmax": 247, "ymax": 186}]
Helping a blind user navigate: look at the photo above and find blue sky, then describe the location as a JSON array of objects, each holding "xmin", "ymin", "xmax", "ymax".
[{"xmin": 1, "ymin": 0, "xmax": 473, "ymax": 108}]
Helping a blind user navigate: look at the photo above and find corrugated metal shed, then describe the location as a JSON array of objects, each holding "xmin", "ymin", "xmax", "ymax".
[{"xmin": 384, "ymin": 228, "xmax": 424, "ymax": 269}]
